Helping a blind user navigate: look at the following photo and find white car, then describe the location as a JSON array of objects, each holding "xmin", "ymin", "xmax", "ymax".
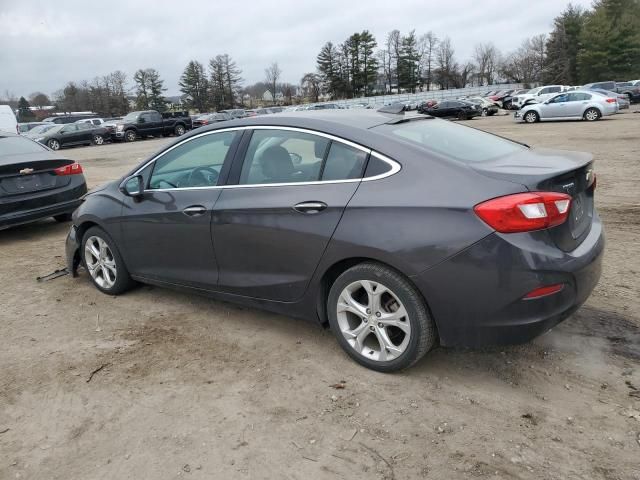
[
  {"xmin": 0, "ymin": 105, "xmax": 18, "ymax": 134},
  {"xmin": 514, "ymin": 90, "xmax": 618, "ymax": 123},
  {"xmin": 511, "ymin": 85, "xmax": 569, "ymax": 109},
  {"xmin": 75, "ymin": 118, "xmax": 104, "ymax": 126}
]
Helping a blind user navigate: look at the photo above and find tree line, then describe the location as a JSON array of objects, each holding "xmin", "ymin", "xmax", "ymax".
[{"xmin": 4, "ymin": 0, "xmax": 638, "ymax": 117}]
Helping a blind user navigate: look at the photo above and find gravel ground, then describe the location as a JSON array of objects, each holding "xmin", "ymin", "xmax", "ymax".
[{"xmin": 1, "ymin": 112, "xmax": 639, "ymax": 480}]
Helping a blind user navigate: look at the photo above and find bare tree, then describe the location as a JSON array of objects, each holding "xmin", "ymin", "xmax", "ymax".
[
  {"xmin": 301, "ymin": 73, "xmax": 321, "ymax": 102},
  {"xmin": 473, "ymin": 43, "xmax": 500, "ymax": 86},
  {"xmin": 417, "ymin": 32, "xmax": 438, "ymax": 91},
  {"xmin": 435, "ymin": 37, "xmax": 458, "ymax": 89},
  {"xmin": 501, "ymin": 35, "xmax": 546, "ymax": 85},
  {"xmin": 264, "ymin": 62, "xmax": 282, "ymax": 104}
]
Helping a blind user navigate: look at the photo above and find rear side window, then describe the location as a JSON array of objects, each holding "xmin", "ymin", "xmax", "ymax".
[
  {"xmin": 0, "ymin": 136, "xmax": 48, "ymax": 155},
  {"xmin": 374, "ymin": 119, "xmax": 525, "ymax": 163},
  {"xmin": 321, "ymin": 142, "xmax": 367, "ymax": 181},
  {"xmin": 239, "ymin": 130, "xmax": 329, "ymax": 184}
]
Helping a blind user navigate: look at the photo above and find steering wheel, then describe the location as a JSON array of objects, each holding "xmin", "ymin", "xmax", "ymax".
[
  {"xmin": 186, "ymin": 166, "xmax": 219, "ymax": 187},
  {"xmin": 289, "ymin": 152, "xmax": 302, "ymax": 165}
]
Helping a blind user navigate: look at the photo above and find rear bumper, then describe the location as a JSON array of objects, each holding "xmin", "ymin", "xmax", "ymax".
[
  {"xmin": 411, "ymin": 215, "xmax": 605, "ymax": 348},
  {"xmin": 0, "ymin": 180, "xmax": 87, "ymax": 230}
]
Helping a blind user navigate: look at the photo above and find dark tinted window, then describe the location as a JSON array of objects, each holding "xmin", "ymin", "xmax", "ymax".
[
  {"xmin": 364, "ymin": 154, "xmax": 392, "ymax": 177},
  {"xmin": 550, "ymin": 93, "xmax": 569, "ymax": 103},
  {"xmin": 321, "ymin": 142, "xmax": 367, "ymax": 181},
  {"xmin": 61, "ymin": 124, "xmax": 78, "ymax": 132},
  {"xmin": 150, "ymin": 112, "xmax": 162, "ymax": 122},
  {"xmin": 240, "ymin": 130, "xmax": 329, "ymax": 185},
  {"xmin": 0, "ymin": 135, "xmax": 48, "ymax": 155},
  {"xmin": 547, "ymin": 86, "xmax": 562, "ymax": 93},
  {"xmin": 374, "ymin": 119, "xmax": 524, "ymax": 163},
  {"xmin": 438, "ymin": 101, "xmax": 451, "ymax": 108}
]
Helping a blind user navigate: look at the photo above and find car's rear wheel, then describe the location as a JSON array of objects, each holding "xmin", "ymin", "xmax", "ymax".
[
  {"xmin": 82, "ymin": 226, "xmax": 135, "ymax": 295},
  {"xmin": 47, "ymin": 139, "xmax": 60, "ymax": 150},
  {"xmin": 584, "ymin": 108, "xmax": 601, "ymax": 121},
  {"xmin": 92, "ymin": 134, "xmax": 104, "ymax": 145},
  {"xmin": 125, "ymin": 130, "xmax": 137, "ymax": 142},
  {"xmin": 481, "ymin": 108, "xmax": 488, "ymax": 116},
  {"xmin": 327, "ymin": 262, "xmax": 436, "ymax": 372},
  {"xmin": 175, "ymin": 124, "xmax": 186, "ymax": 136},
  {"xmin": 53, "ymin": 213, "xmax": 72, "ymax": 222},
  {"xmin": 524, "ymin": 111, "xmax": 539, "ymax": 123}
]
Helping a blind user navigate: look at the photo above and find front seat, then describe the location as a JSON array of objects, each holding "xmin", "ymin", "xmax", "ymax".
[{"xmin": 260, "ymin": 146, "xmax": 295, "ymax": 183}]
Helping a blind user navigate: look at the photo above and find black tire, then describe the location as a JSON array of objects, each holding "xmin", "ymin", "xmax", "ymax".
[
  {"xmin": 92, "ymin": 134, "xmax": 105, "ymax": 146},
  {"xmin": 81, "ymin": 226, "xmax": 135, "ymax": 295},
  {"xmin": 583, "ymin": 107, "xmax": 601, "ymax": 121},
  {"xmin": 327, "ymin": 262, "xmax": 437, "ymax": 372},
  {"xmin": 174, "ymin": 124, "xmax": 186, "ymax": 136},
  {"xmin": 53, "ymin": 213, "xmax": 72, "ymax": 222},
  {"xmin": 457, "ymin": 111, "xmax": 466, "ymax": 120},
  {"xmin": 125, "ymin": 130, "xmax": 137, "ymax": 142},
  {"xmin": 524, "ymin": 111, "xmax": 539, "ymax": 123},
  {"xmin": 47, "ymin": 139, "xmax": 60, "ymax": 151},
  {"xmin": 482, "ymin": 108, "xmax": 488, "ymax": 117}
]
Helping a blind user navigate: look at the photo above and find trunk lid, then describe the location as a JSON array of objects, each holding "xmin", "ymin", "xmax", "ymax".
[
  {"xmin": 471, "ymin": 148, "xmax": 595, "ymax": 251},
  {"xmin": 0, "ymin": 153, "xmax": 74, "ymax": 197}
]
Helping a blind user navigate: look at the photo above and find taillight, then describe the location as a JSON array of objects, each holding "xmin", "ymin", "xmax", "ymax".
[
  {"xmin": 474, "ymin": 192, "xmax": 572, "ymax": 233},
  {"xmin": 606, "ymin": 98, "xmax": 616, "ymax": 103},
  {"xmin": 54, "ymin": 163, "xmax": 83, "ymax": 176},
  {"xmin": 523, "ymin": 284, "xmax": 564, "ymax": 299}
]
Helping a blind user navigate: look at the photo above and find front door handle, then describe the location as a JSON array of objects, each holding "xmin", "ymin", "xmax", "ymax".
[
  {"xmin": 183, "ymin": 205, "xmax": 206, "ymax": 217},
  {"xmin": 293, "ymin": 201, "xmax": 327, "ymax": 214}
]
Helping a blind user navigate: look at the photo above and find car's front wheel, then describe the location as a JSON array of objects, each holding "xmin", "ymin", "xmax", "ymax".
[
  {"xmin": 82, "ymin": 226, "xmax": 135, "ymax": 295},
  {"xmin": 47, "ymin": 139, "xmax": 60, "ymax": 150},
  {"xmin": 125, "ymin": 130, "xmax": 137, "ymax": 142},
  {"xmin": 175, "ymin": 124, "xmax": 185, "ymax": 136},
  {"xmin": 327, "ymin": 262, "xmax": 436, "ymax": 372},
  {"xmin": 524, "ymin": 111, "xmax": 539, "ymax": 123}
]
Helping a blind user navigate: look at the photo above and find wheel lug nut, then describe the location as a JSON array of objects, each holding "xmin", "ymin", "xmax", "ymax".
[
  {"xmin": 369, "ymin": 326, "xmax": 375, "ymax": 331},
  {"xmin": 378, "ymin": 323, "xmax": 383, "ymax": 328},
  {"xmin": 366, "ymin": 309, "xmax": 371, "ymax": 314},
  {"xmin": 375, "ymin": 311, "xmax": 381, "ymax": 317}
]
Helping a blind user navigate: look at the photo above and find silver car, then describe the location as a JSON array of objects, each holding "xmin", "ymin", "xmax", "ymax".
[{"xmin": 515, "ymin": 90, "xmax": 618, "ymax": 123}]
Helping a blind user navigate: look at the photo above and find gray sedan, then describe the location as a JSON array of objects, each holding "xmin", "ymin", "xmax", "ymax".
[
  {"xmin": 65, "ymin": 110, "xmax": 603, "ymax": 371},
  {"xmin": 515, "ymin": 90, "xmax": 618, "ymax": 123}
]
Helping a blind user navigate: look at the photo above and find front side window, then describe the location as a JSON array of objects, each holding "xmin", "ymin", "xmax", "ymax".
[
  {"xmin": 239, "ymin": 130, "xmax": 329, "ymax": 185},
  {"xmin": 62, "ymin": 124, "xmax": 78, "ymax": 133},
  {"xmin": 550, "ymin": 93, "xmax": 569, "ymax": 103},
  {"xmin": 149, "ymin": 131, "xmax": 236, "ymax": 189}
]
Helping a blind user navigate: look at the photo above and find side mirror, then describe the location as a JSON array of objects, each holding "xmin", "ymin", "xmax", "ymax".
[{"xmin": 119, "ymin": 175, "xmax": 144, "ymax": 197}]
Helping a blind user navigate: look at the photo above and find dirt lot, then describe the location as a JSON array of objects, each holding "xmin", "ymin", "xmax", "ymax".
[{"xmin": 1, "ymin": 112, "xmax": 639, "ymax": 480}]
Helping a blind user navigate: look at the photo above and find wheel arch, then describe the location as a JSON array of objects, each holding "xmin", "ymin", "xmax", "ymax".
[{"xmin": 314, "ymin": 256, "xmax": 438, "ymax": 341}]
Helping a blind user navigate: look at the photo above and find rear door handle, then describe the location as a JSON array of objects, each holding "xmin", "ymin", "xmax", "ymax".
[
  {"xmin": 293, "ymin": 201, "xmax": 327, "ymax": 214},
  {"xmin": 183, "ymin": 205, "xmax": 206, "ymax": 217}
]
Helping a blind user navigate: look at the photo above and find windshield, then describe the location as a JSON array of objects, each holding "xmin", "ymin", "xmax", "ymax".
[
  {"xmin": 0, "ymin": 135, "xmax": 48, "ymax": 156},
  {"xmin": 122, "ymin": 112, "xmax": 140, "ymax": 122},
  {"xmin": 373, "ymin": 118, "xmax": 525, "ymax": 163},
  {"xmin": 28, "ymin": 124, "xmax": 58, "ymax": 135}
]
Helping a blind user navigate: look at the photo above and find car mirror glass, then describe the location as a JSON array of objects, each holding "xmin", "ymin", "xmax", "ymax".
[{"xmin": 120, "ymin": 175, "xmax": 144, "ymax": 197}]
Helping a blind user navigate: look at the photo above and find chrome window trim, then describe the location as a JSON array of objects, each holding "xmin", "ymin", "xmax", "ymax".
[{"xmin": 137, "ymin": 125, "xmax": 401, "ymax": 192}]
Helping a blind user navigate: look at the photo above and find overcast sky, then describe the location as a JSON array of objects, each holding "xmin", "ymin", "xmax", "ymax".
[{"xmin": 0, "ymin": 0, "xmax": 593, "ymax": 98}]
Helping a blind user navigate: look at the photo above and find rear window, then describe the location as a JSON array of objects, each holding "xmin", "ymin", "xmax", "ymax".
[
  {"xmin": 0, "ymin": 136, "xmax": 48, "ymax": 155},
  {"xmin": 374, "ymin": 119, "xmax": 525, "ymax": 163}
]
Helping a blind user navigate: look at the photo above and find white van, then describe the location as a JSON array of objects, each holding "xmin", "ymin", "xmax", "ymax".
[{"xmin": 0, "ymin": 105, "xmax": 18, "ymax": 134}]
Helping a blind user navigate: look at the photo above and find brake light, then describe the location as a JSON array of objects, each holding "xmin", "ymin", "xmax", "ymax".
[
  {"xmin": 606, "ymin": 98, "xmax": 616, "ymax": 103},
  {"xmin": 523, "ymin": 284, "xmax": 564, "ymax": 299},
  {"xmin": 54, "ymin": 163, "xmax": 83, "ymax": 176},
  {"xmin": 474, "ymin": 192, "xmax": 572, "ymax": 233}
]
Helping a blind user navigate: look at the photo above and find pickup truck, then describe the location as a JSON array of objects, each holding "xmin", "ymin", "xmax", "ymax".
[
  {"xmin": 583, "ymin": 81, "xmax": 640, "ymax": 103},
  {"xmin": 113, "ymin": 110, "xmax": 192, "ymax": 142}
]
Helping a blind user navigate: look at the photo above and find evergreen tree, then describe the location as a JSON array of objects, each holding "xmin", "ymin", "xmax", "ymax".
[
  {"xmin": 545, "ymin": 4, "xmax": 585, "ymax": 84},
  {"xmin": 577, "ymin": 0, "xmax": 640, "ymax": 82},
  {"xmin": 133, "ymin": 68, "xmax": 166, "ymax": 111},
  {"xmin": 17, "ymin": 97, "xmax": 34, "ymax": 121},
  {"xmin": 398, "ymin": 30, "xmax": 420, "ymax": 92},
  {"xmin": 179, "ymin": 60, "xmax": 209, "ymax": 112},
  {"xmin": 317, "ymin": 42, "xmax": 343, "ymax": 99},
  {"xmin": 359, "ymin": 30, "xmax": 378, "ymax": 96}
]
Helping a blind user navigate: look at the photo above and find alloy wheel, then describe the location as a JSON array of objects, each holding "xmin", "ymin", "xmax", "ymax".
[
  {"xmin": 84, "ymin": 236, "xmax": 117, "ymax": 289},
  {"xmin": 126, "ymin": 131, "xmax": 136, "ymax": 142},
  {"xmin": 336, "ymin": 280, "xmax": 411, "ymax": 362},
  {"xmin": 94, "ymin": 135, "xmax": 104, "ymax": 145},
  {"xmin": 176, "ymin": 125, "xmax": 185, "ymax": 135},
  {"xmin": 585, "ymin": 109, "xmax": 599, "ymax": 121},
  {"xmin": 525, "ymin": 112, "xmax": 538, "ymax": 123},
  {"xmin": 48, "ymin": 139, "xmax": 60, "ymax": 150}
]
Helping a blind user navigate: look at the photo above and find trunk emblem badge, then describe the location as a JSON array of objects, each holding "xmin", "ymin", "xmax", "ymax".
[{"xmin": 19, "ymin": 167, "xmax": 34, "ymax": 175}]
